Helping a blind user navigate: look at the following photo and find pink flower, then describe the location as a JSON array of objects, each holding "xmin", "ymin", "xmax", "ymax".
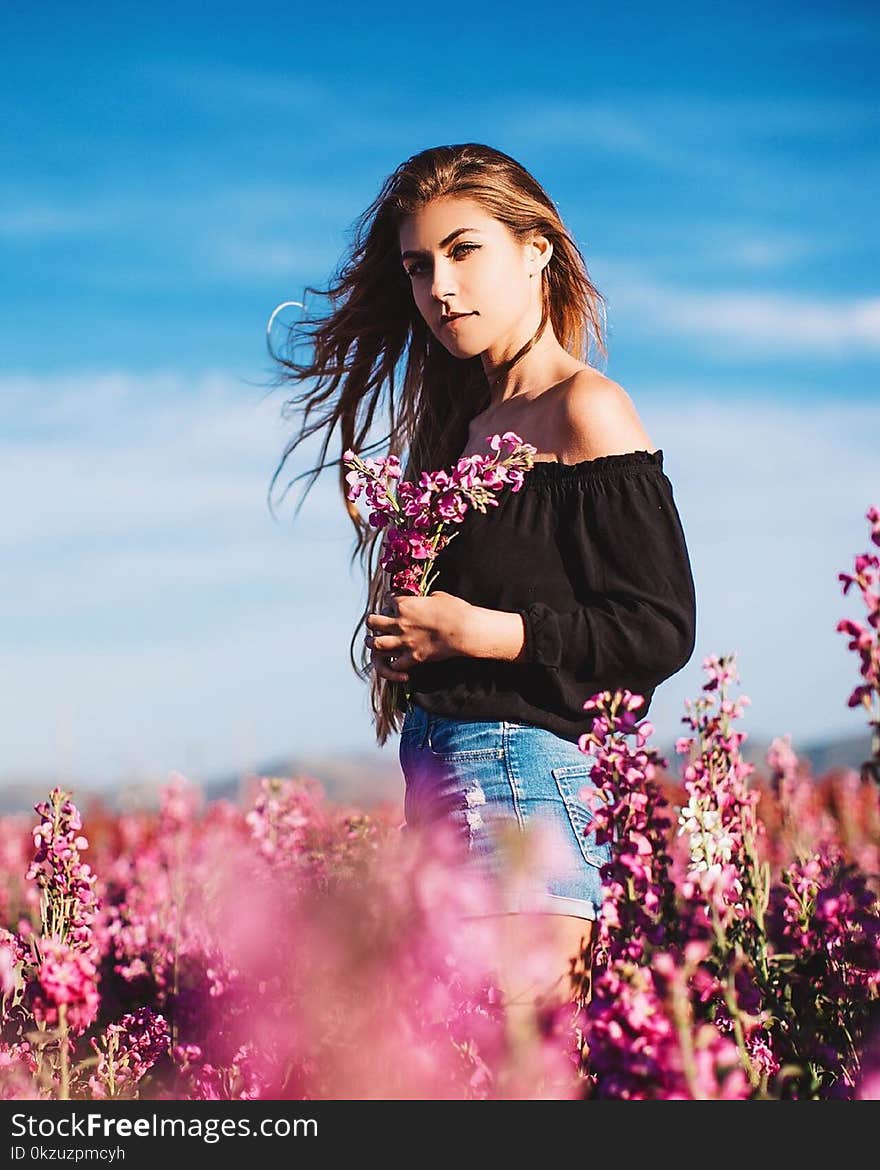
[
  {"xmin": 88, "ymin": 1008, "xmax": 170, "ymax": 1099},
  {"xmin": 31, "ymin": 937, "xmax": 100, "ymax": 1035}
]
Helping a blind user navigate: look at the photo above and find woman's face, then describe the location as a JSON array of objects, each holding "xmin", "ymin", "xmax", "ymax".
[{"xmin": 398, "ymin": 196, "xmax": 550, "ymax": 359}]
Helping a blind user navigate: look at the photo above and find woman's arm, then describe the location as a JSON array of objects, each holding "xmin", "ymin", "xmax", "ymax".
[{"xmin": 461, "ymin": 606, "xmax": 528, "ymax": 664}]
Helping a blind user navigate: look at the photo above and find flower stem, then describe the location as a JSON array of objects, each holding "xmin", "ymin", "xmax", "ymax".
[{"xmin": 58, "ymin": 1003, "xmax": 69, "ymax": 1100}]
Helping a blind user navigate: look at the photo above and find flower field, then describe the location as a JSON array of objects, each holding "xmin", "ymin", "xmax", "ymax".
[{"xmin": 1, "ymin": 507, "xmax": 878, "ymax": 1101}]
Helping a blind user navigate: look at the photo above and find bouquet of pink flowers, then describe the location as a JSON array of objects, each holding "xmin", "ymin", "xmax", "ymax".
[{"xmin": 343, "ymin": 431, "xmax": 537, "ymax": 704}]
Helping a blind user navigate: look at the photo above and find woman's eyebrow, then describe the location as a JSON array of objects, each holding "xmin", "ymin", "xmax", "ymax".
[{"xmin": 400, "ymin": 227, "xmax": 482, "ymax": 262}]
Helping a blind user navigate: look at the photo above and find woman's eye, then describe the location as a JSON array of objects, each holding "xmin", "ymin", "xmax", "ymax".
[
  {"xmin": 453, "ymin": 242, "xmax": 479, "ymax": 260},
  {"xmin": 405, "ymin": 242, "xmax": 480, "ymax": 278}
]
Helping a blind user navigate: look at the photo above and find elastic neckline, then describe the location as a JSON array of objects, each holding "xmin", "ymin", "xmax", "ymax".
[{"xmin": 522, "ymin": 447, "xmax": 663, "ymax": 484}]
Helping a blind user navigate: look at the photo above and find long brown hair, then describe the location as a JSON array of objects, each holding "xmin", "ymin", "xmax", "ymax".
[{"xmin": 266, "ymin": 143, "xmax": 607, "ymax": 745}]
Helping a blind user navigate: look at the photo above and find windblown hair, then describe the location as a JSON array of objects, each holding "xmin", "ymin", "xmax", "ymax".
[{"xmin": 266, "ymin": 142, "xmax": 607, "ymax": 745}]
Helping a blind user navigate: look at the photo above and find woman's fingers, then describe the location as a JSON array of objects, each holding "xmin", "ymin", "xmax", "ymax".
[
  {"xmin": 370, "ymin": 648, "xmax": 409, "ymax": 682},
  {"xmin": 367, "ymin": 610, "xmax": 409, "ymax": 680},
  {"xmin": 366, "ymin": 631, "xmax": 402, "ymax": 654}
]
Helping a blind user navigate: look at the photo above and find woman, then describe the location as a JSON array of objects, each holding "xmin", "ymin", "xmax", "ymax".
[{"xmin": 268, "ymin": 143, "xmax": 697, "ymax": 1014}]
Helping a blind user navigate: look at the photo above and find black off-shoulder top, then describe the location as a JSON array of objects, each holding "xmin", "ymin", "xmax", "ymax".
[{"xmin": 398, "ymin": 448, "xmax": 697, "ymax": 743}]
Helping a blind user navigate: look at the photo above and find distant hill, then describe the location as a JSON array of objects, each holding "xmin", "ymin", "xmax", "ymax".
[
  {"xmin": 204, "ymin": 747, "xmax": 404, "ymax": 811},
  {"xmin": 0, "ymin": 729, "xmax": 874, "ymax": 818}
]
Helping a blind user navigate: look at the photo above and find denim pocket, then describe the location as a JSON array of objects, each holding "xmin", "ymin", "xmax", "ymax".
[
  {"xmin": 426, "ymin": 715, "xmax": 505, "ymax": 762},
  {"xmin": 550, "ymin": 761, "xmax": 610, "ymax": 868}
]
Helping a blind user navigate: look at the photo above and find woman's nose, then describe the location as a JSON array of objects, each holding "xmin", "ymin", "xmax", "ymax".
[{"xmin": 430, "ymin": 262, "xmax": 457, "ymax": 302}]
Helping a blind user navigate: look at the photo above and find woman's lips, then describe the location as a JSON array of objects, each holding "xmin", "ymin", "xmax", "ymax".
[{"xmin": 441, "ymin": 313, "xmax": 475, "ymax": 329}]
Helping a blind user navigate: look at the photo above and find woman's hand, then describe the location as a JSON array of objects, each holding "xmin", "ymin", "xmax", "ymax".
[
  {"xmin": 365, "ymin": 590, "xmax": 475, "ymax": 680},
  {"xmin": 367, "ymin": 593, "xmax": 410, "ymax": 683}
]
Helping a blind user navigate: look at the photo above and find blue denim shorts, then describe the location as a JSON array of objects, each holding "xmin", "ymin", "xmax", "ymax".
[{"xmin": 398, "ymin": 702, "xmax": 612, "ymax": 921}]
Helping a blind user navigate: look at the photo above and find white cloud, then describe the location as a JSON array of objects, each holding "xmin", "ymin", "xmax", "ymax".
[
  {"xmin": 504, "ymin": 101, "xmax": 680, "ymax": 167},
  {"xmin": 794, "ymin": 17, "xmax": 880, "ymax": 45},
  {"xmin": 638, "ymin": 389, "xmax": 879, "ymax": 761},
  {"xmin": 598, "ymin": 267, "xmax": 880, "ymax": 355},
  {"xmin": 0, "ymin": 206, "xmax": 126, "ymax": 238},
  {"xmin": 0, "ymin": 368, "xmax": 344, "ymax": 547},
  {"xmin": 142, "ymin": 60, "xmax": 329, "ymax": 113},
  {"xmin": 500, "ymin": 93, "xmax": 877, "ymax": 188},
  {"xmin": 0, "ymin": 369, "xmax": 877, "ymax": 791},
  {"xmin": 703, "ymin": 233, "xmax": 816, "ymax": 272},
  {"xmin": 207, "ymin": 236, "xmax": 342, "ymax": 278}
]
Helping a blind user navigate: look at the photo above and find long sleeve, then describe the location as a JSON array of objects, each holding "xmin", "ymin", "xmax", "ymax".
[{"xmin": 514, "ymin": 466, "xmax": 696, "ymax": 687}]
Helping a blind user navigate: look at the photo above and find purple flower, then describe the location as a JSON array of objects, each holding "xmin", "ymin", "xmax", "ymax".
[{"xmin": 344, "ymin": 434, "xmax": 537, "ymax": 602}]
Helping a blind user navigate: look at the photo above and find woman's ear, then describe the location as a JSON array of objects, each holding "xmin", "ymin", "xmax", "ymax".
[{"xmin": 526, "ymin": 233, "xmax": 553, "ymax": 276}]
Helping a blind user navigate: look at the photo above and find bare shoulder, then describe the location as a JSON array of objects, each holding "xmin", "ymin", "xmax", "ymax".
[{"xmin": 557, "ymin": 370, "xmax": 657, "ymax": 462}]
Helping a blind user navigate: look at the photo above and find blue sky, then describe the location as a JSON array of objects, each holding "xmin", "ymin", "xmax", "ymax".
[{"xmin": 1, "ymin": 2, "xmax": 878, "ymax": 790}]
